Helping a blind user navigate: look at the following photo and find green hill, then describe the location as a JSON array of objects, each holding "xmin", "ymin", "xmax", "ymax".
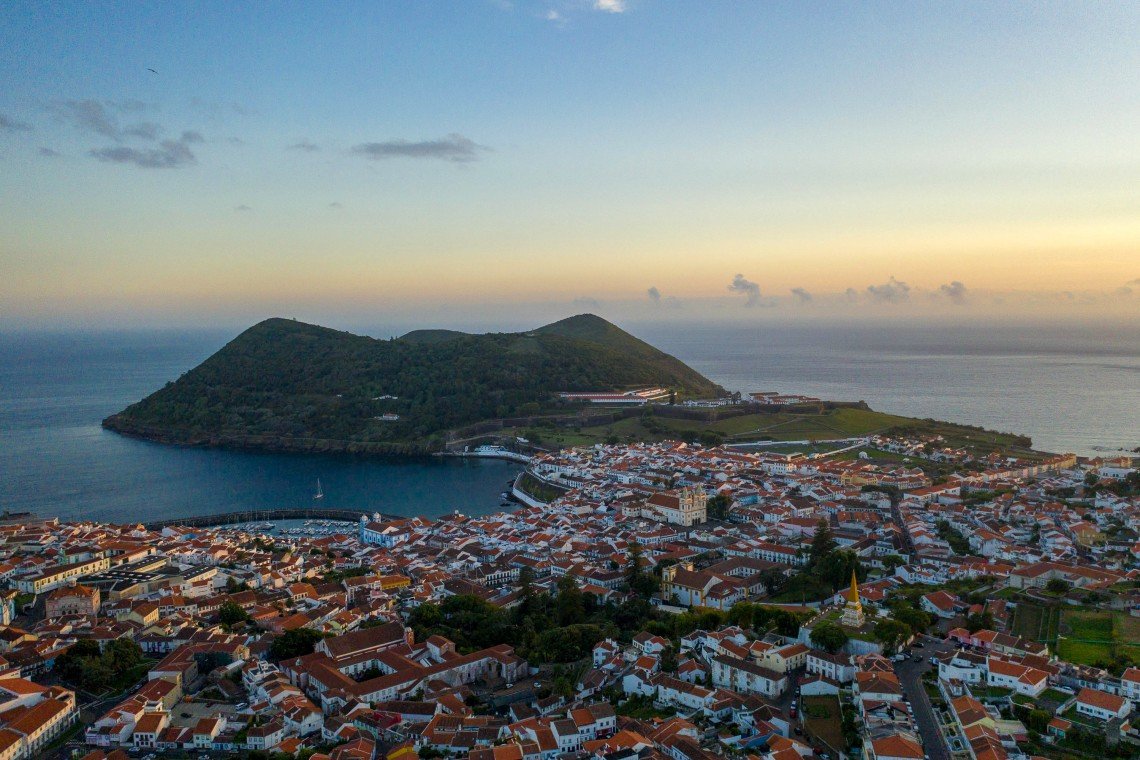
[{"xmin": 102, "ymin": 314, "xmax": 725, "ymax": 454}]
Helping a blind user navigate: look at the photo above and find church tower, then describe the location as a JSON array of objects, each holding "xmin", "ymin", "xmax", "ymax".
[{"xmin": 840, "ymin": 570, "xmax": 865, "ymax": 627}]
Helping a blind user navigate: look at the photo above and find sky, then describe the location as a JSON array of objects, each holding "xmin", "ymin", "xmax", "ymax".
[{"xmin": 1, "ymin": 1, "xmax": 1138, "ymax": 330}]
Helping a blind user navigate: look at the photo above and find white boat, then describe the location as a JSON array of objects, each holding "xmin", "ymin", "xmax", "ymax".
[{"xmin": 313, "ymin": 479, "xmax": 324, "ymax": 500}]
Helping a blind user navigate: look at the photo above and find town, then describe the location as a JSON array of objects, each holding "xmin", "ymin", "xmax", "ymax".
[{"xmin": 0, "ymin": 433, "xmax": 1137, "ymax": 760}]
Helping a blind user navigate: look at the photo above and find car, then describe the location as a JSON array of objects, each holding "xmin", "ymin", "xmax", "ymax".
[
  {"xmin": 794, "ymin": 727, "xmax": 803, "ymax": 735},
  {"xmin": 913, "ymin": 641, "xmax": 924, "ymax": 648},
  {"xmin": 913, "ymin": 656, "xmax": 922, "ymax": 662}
]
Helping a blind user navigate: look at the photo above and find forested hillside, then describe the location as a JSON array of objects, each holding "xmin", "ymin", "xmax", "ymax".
[{"xmin": 103, "ymin": 314, "xmax": 724, "ymax": 452}]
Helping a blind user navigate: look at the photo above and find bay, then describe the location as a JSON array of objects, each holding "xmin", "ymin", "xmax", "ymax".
[{"xmin": 1, "ymin": 319, "xmax": 1136, "ymax": 524}]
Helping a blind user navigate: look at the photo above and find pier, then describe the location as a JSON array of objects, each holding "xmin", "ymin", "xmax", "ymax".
[{"xmin": 143, "ymin": 507, "xmax": 395, "ymax": 530}]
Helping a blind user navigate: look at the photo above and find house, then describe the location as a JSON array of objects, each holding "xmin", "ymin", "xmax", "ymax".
[
  {"xmin": 754, "ymin": 643, "xmax": 810, "ymax": 674},
  {"xmin": 806, "ymin": 651, "xmax": 855, "ymax": 684},
  {"xmin": 1121, "ymin": 668, "xmax": 1140, "ymax": 703},
  {"xmin": 193, "ymin": 716, "xmax": 224, "ymax": 749},
  {"xmin": 710, "ymin": 655, "xmax": 787, "ymax": 698},
  {"xmin": 1075, "ymin": 688, "xmax": 1132, "ymax": 722},
  {"xmin": 45, "ymin": 585, "xmax": 101, "ymax": 619},
  {"xmin": 245, "ymin": 718, "xmax": 285, "ymax": 751},
  {"xmin": 867, "ymin": 733, "xmax": 925, "ymax": 760},
  {"xmin": 920, "ymin": 591, "xmax": 960, "ymax": 619},
  {"xmin": 660, "ymin": 565, "xmax": 744, "ymax": 611},
  {"xmin": 550, "ymin": 719, "xmax": 582, "ymax": 753},
  {"xmin": 131, "ymin": 712, "xmax": 168, "ymax": 749},
  {"xmin": 0, "ymin": 691, "xmax": 78, "ymax": 759},
  {"xmin": 632, "ymin": 632, "xmax": 669, "ymax": 656},
  {"xmin": 985, "ymin": 657, "xmax": 1047, "ymax": 698}
]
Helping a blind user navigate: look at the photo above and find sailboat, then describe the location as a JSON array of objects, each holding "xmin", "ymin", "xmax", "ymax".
[{"xmin": 313, "ymin": 479, "xmax": 324, "ymax": 500}]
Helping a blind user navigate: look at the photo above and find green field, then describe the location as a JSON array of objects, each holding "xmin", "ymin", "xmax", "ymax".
[
  {"xmin": 507, "ymin": 405, "xmax": 1033, "ymax": 454},
  {"xmin": 1050, "ymin": 609, "xmax": 1140, "ymax": 670},
  {"xmin": 1009, "ymin": 602, "xmax": 1061, "ymax": 645}
]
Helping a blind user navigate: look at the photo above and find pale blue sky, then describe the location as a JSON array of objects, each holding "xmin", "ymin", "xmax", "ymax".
[{"xmin": 1, "ymin": 1, "xmax": 1138, "ymax": 328}]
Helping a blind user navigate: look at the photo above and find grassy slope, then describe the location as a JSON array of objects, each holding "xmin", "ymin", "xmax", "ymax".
[
  {"xmin": 536, "ymin": 314, "xmax": 722, "ymax": 396},
  {"xmin": 507, "ymin": 406, "xmax": 1031, "ymax": 454}
]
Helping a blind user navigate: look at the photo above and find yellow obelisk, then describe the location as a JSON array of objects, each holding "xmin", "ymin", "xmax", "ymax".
[{"xmin": 841, "ymin": 569, "xmax": 865, "ymax": 627}]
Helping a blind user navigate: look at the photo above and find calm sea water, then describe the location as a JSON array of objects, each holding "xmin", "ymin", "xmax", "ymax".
[
  {"xmin": 634, "ymin": 320, "xmax": 1140, "ymax": 458},
  {"xmin": 0, "ymin": 331, "xmax": 521, "ymax": 524},
  {"xmin": 0, "ymin": 321, "xmax": 1136, "ymax": 524}
]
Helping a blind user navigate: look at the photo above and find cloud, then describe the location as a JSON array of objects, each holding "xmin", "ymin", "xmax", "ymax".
[
  {"xmin": 234, "ymin": 204, "xmax": 252, "ymax": 212},
  {"xmin": 844, "ymin": 287, "xmax": 859, "ymax": 303},
  {"xmin": 189, "ymin": 98, "xmax": 250, "ymax": 119},
  {"xmin": 545, "ymin": 9, "xmax": 565, "ymax": 23},
  {"xmin": 0, "ymin": 113, "xmax": 32, "ymax": 132},
  {"xmin": 287, "ymin": 139, "xmax": 320, "ymax": 152},
  {"xmin": 37, "ymin": 147, "xmax": 60, "ymax": 157},
  {"xmin": 51, "ymin": 99, "xmax": 121, "ymax": 138},
  {"xmin": 937, "ymin": 280, "xmax": 969, "ymax": 305},
  {"xmin": 1128, "ymin": 278, "xmax": 1140, "ymax": 286},
  {"xmin": 790, "ymin": 287, "xmax": 813, "ymax": 304},
  {"xmin": 89, "ymin": 134, "xmax": 198, "ymax": 168},
  {"xmin": 646, "ymin": 286, "xmax": 683, "ymax": 308},
  {"xmin": 727, "ymin": 273, "xmax": 761, "ymax": 306},
  {"xmin": 594, "ymin": 0, "xmax": 626, "ymax": 12},
  {"xmin": 350, "ymin": 133, "xmax": 488, "ymax": 162},
  {"xmin": 572, "ymin": 296, "xmax": 601, "ymax": 310},
  {"xmin": 328, "ymin": 201, "xmax": 343, "ymax": 209},
  {"xmin": 865, "ymin": 276, "xmax": 910, "ymax": 304},
  {"xmin": 123, "ymin": 122, "xmax": 162, "ymax": 140},
  {"xmin": 54, "ymin": 100, "xmax": 204, "ymax": 168}
]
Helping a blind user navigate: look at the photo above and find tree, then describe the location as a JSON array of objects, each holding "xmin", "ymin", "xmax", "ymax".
[
  {"xmin": 809, "ymin": 519, "xmax": 837, "ymax": 568},
  {"xmin": 758, "ymin": 568, "xmax": 787, "ymax": 596},
  {"xmin": 517, "ymin": 566, "xmax": 537, "ymax": 617},
  {"xmin": 873, "ymin": 619, "xmax": 912, "ymax": 654},
  {"xmin": 882, "ymin": 555, "xmax": 906, "ymax": 570},
  {"xmin": 269, "ymin": 628, "xmax": 326, "ymax": 661},
  {"xmin": 817, "ymin": 550, "xmax": 863, "ymax": 592},
  {"xmin": 556, "ymin": 575, "xmax": 586, "ymax": 626},
  {"xmin": 219, "ymin": 600, "xmax": 251, "ymax": 627},
  {"xmin": 891, "ymin": 604, "xmax": 932, "ymax": 635},
  {"xmin": 529, "ymin": 624, "xmax": 604, "ymax": 663},
  {"xmin": 104, "ymin": 639, "xmax": 143, "ymax": 672},
  {"xmin": 706, "ymin": 494, "xmax": 731, "ymax": 521},
  {"xmin": 54, "ymin": 637, "xmax": 144, "ymax": 692},
  {"xmin": 625, "ymin": 543, "xmax": 658, "ymax": 598},
  {"xmin": 1045, "ymin": 578, "xmax": 1071, "ymax": 594},
  {"xmin": 810, "ymin": 621, "xmax": 849, "ymax": 654},
  {"xmin": 965, "ymin": 611, "xmax": 994, "ymax": 633}
]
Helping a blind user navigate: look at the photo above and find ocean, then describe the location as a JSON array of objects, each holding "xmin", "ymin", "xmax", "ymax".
[{"xmin": 0, "ymin": 320, "xmax": 1136, "ymax": 524}]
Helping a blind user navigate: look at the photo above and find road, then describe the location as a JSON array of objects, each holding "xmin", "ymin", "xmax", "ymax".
[{"xmin": 894, "ymin": 635, "xmax": 956, "ymax": 760}]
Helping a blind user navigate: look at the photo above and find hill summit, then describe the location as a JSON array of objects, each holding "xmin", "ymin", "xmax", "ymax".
[{"xmin": 103, "ymin": 314, "xmax": 724, "ymax": 454}]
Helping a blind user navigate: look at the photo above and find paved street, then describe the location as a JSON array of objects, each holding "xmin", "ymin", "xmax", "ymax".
[{"xmin": 895, "ymin": 635, "xmax": 956, "ymax": 760}]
